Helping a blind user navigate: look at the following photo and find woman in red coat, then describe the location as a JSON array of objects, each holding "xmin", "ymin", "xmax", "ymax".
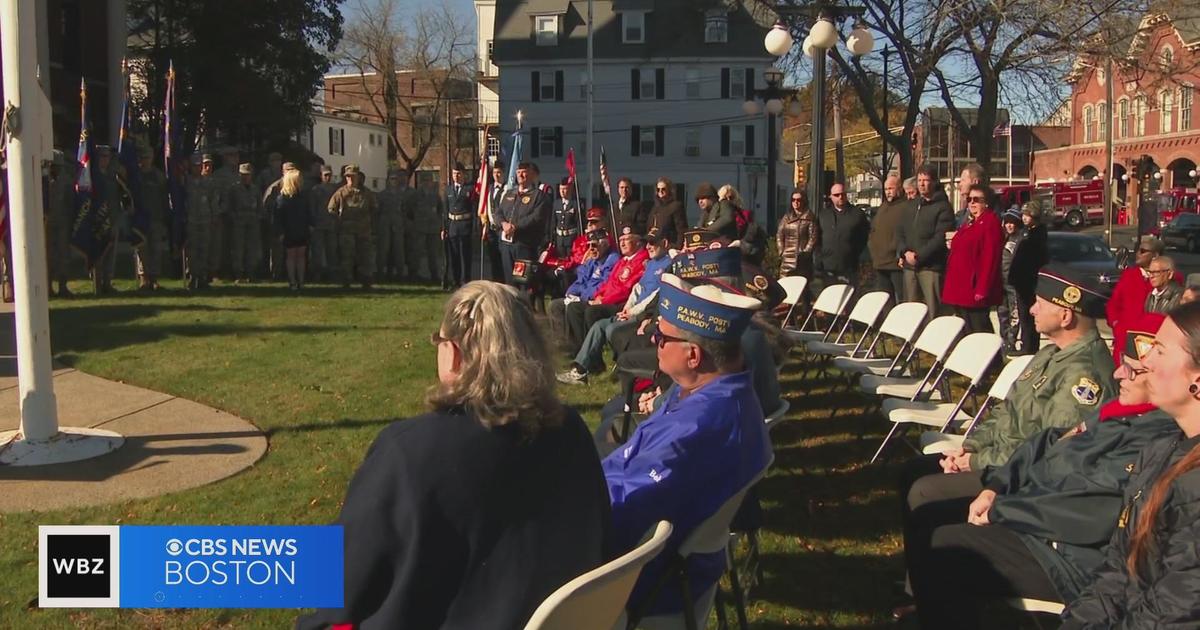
[{"xmin": 942, "ymin": 184, "xmax": 1004, "ymax": 334}]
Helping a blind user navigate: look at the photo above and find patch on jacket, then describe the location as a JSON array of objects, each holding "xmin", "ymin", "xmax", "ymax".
[{"xmin": 1071, "ymin": 378, "xmax": 1101, "ymax": 405}]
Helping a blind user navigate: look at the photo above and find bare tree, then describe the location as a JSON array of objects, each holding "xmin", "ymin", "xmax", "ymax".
[{"xmin": 335, "ymin": 0, "xmax": 474, "ymax": 177}]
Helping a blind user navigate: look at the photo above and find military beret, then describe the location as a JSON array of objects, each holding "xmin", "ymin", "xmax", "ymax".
[
  {"xmin": 657, "ymin": 274, "xmax": 760, "ymax": 341},
  {"xmin": 586, "ymin": 207, "xmax": 605, "ymax": 221},
  {"xmin": 1118, "ymin": 311, "xmax": 1166, "ymax": 363},
  {"xmin": 671, "ymin": 246, "xmax": 742, "ymax": 280},
  {"xmin": 694, "ymin": 182, "xmax": 718, "ymax": 200},
  {"xmin": 238, "ymin": 162, "xmax": 253, "ymax": 175},
  {"xmin": 1035, "ymin": 263, "xmax": 1108, "ymax": 318}
]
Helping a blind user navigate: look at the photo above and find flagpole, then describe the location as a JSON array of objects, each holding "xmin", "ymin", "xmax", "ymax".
[
  {"xmin": 601, "ymin": 146, "xmax": 617, "ymax": 233},
  {"xmin": 568, "ymin": 148, "xmax": 583, "ymax": 235},
  {"xmin": 0, "ymin": 0, "xmax": 122, "ymax": 465}
]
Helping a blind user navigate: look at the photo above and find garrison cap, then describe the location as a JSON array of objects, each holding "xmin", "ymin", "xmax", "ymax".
[
  {"xmin": 238, "ymin": 163, "xmax": 253, "ymax": 175},
  {"xmin": 1035, "ymin": 263, "xmax": 1108, "ymax": 318},
  {"xmin": 1119, "ymin": 312, "xmax": 1166, "ymax": 363},
  {"xmin": 657, "ymin": 274, "xmax": 760, "ymax": 340},
  {"xmin": 671, "ymin": 246, "xmax": 741, "ymax": 281}
]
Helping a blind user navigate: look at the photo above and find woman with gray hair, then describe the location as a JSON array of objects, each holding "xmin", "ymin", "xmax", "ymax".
[{"xmin": 299, "ymin": 281, "xmax": 610, "ymax": 630}]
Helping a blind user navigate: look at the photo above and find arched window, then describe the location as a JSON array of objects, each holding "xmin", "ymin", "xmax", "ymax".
[
  {"xmin": 1182, "ymin": 84, "xmax": 1194, "ymax": 131},
  {"xmin": 1134, "ymin": 95, "xmax": 1147, "ymax": 136},
  {"xmin": 1161, "ymin": 89, "xmax": 1174, "ymax": 134},
  {"xmin": 1161, "ymin": 46, "xmax": 1175, "ymax": 70},
  {"xmin": 1098, "ymin": 101, "xmax": 1108, "ymax": 140},
  {"xmin": 1083, "ymin": 104, "xmax": 1095, "ymax": 143},
  {"xmin": 1118, "ymin": 98, "xmax": 1129, "ymax": 138}
]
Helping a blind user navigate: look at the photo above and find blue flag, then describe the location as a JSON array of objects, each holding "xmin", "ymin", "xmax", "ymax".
[
  {"xmin": 118, "ymin": 64, "xmax": 147, "ymax": 249},
  {"xmin": 163, "ymin": 61, "xmax": 187, "ymax": 247},
  {"xmin": 70, "ymin": 79, "xmax": 113, "ymax": 269},
  {"xmin": 505, "ymin": 128, "xmax": 523, "ymax": 191}
]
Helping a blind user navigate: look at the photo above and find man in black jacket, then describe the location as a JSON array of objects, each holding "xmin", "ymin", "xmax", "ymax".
[
  {"xmin": 897, "ymin": 166, "xmax": 955, "ymax": 317},
  {"xmin": 496, "ymin": 162, "xmax": 552, "ymax": 286},
  {"xmin": 814, "ymin": 182, "xmax": 868, "ymax": 286},
  {"xmin": 615, "ymin": 177, "xmax": 648, "ymax": 235}
]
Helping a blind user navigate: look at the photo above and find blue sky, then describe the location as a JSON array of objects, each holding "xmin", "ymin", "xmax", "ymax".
[{"xmin": 341, "ymin": 0, "xmax": 477, "ymax": 37}]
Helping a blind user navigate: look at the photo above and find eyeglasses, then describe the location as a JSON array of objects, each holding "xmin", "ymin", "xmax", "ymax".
[
  {"xmin": 1148, "ymin": 268, "xmax": 1171, "ymax": 275},
  {"xmin": 430, "ymin": 331, "xmax": 452, "ymax": 346},
  {"xmin": 1120, "ymin": 360, "xmax": 1150, "ymax": 378},
  {"xmin": 830, "ymin": 192, "xmax": 845, "ymax": 197},
  {"xmin": 656, "ymin": 187, "xmax": 669, "ymax": 192},
  {"xmin": 791, "ymin": 197, "xmax": 804, "ymax": 203},
  {"xmin": 651, "ymin": 329, "xmax": 690, "ymax": 349},
  {"xmin": 967, "ymin": 196, "xmax": 988, "ymax": 203}
]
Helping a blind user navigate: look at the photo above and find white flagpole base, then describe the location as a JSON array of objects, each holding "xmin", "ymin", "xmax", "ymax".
[{"xmin": 0, "ymin": 427, "xmax": 124, "ymax": 466}]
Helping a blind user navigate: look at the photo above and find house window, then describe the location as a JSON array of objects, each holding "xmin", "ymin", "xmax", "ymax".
[
  {"xmin": 685, "ymin": 128, "xmax": 700, "ymax": 156},
  {"xmin": 622, "ymin": 12, "xmax": 645, "ymax": 43},
  {"xmin": 730, "ymin": 69, "xmax": 745, "ymax": 99},
  {"xmin": 1181, "ymin": 85, "xmax": 1193, "ymax": 130},
  {"xmin": 1161, "ymin": 89, "xmax": 1174, "ymax": 134},
  {"xmin": 705, "ymin": 10, "xmax": 728, "ymax": 43},
  {"xmin": 1118, "ymin": 98, "xmax": 1129, "ymax": 138},
  {"xmin": 455, "ymin": 116, "xmax": 474, "ymax": 147},
  {"xmin": 1082, "ymin": 105, "xmax": 1093, "ymax": 143},
  {"xmin": 412, "ymin": 105, "xmax": 434, "ymax": 145},
  {"xmin": 640, "ymin": 69, "xmax": 656, "ymax": 100},
  {"xmin": 1098, "ymin": 102, "xmax": 1107, "ymax": 140},
  {"xmin": 539, "ymin": 128, "xmax": 557, "ymax": 156},
  {"xmin": 686, "ymin": 68, "xmax": 700, "ymax": 98},
  {"xmin": 579, "ymin": 71, "xmax": 588, "ymax": 99},
  {"xmin": 329, "ymin": 127, "xmax": 345, "ymax": 156},
  {"xmin": 486, "ymin": 40, "xmax": 494, "ymax": 68},
  {"xmin": 487, "ymin": 135, "xmax": 501, "ymax": 157},
  {"xmin": 535, "ymin": 15, "xmax": 558, "ymax": 46},
  {"xmin": 541, "ymin": 79, "xmax": 556, "ymax": 101},
  {"xmin": 639, "ymin": 127, "xmax": 656, "ymax": 155},
  {"xmin": 1134, "ymin": 95, "xmax": 1147, "ymax": 136},
  {"xmin": 1161, "ymin": 46, "xmax": 1174, "ymax": 70}
]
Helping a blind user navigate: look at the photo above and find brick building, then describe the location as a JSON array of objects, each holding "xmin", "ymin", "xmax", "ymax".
[{"xmin": 911, "ymin": 108, "xmax": 1071, "ymax": 185}]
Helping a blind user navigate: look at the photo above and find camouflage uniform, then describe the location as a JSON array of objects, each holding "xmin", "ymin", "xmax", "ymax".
[
  {"xmin": 184, "ymin": 166, "xmax": 222, "ymax": 288},
  {"xmin": 308, "ymin": 174, "xmax": 340, "ymax": 282},
  {"xmin": 135, "ymin": 163, "xmax": 170, "ymax": 288},
  {"xmin": 327, "ymin": 167, "xmax": 377, "ymax": 286},
  {"xmin": 375, "ymin": 180, "xmax": 408, "ymax": 279},
  {"xmin": 407, "ymin": 183, "xmax": 442, "ymax": 281},
  {"xmin": 46, "ymin": 154, "xmax": 77, "ymax": 294},
  {"xmin": 257, "ymin": 157, "xmax": 284, "ymax": 279},
  {"xmin": 92, "ymin": 154, "xmax": 124, "ymax": 293},
  {"xmin": 227, "ymin": 166, "xmax": 263, "ymax": 281}
]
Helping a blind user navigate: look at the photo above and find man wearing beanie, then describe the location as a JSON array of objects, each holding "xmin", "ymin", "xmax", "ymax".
[{"xmin": 694, "ymin": 182, "xmax": 738, "ymax": 240}]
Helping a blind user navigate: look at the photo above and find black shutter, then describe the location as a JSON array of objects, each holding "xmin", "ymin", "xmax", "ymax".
[
  {"xmin": 530, "ymin": 126, "xmax": 540, "ymax": 158},
  {"xmin": 655, "ymin": 68, "xmax": 665, "ymax": 99},
  {"xmin": 554, "ymin": 126, "xmax": 563, "ymax": 157},
  {"xmin": 328, "ymin": 127, "xmax": 334, "ymax": 154},
  {"xmin": 531, "ymin": 71, "xmax": 541, "ymax": 102},
  {"xmin": 618, "ymin": 12, "xmax": 624, "ymax": 40},
  {"xmin": 720, "ymin": 125, "xmax": 730, "ymax": 156},
  {"xmin": 631, "ymin": 68, "xmax": 640, "ymax": 99},
  {"xmin": 720, "ymin": 68, "xmax": 730, "ymax": 99},
  {"xmin": 631, "ymin": 125, "xmax": 640, "ymax": 156},
  {"xmin": 340, "ymin": 130, "xmax": 345, "ymax": 155},
  {"xmin": 745, "ymin": 125, "xmax": 755, "ymax": 157},
  {"xmin": 555, "ymin": 70, "xmax": 564, "ymax": 101},
  {"xmin": 655, "ymin": 125, "xmax": 664, "ymax": 157},
  {"xmin": 676, "ymin": 184, "xmax": 686, "ymax": 210},
  {"xmin": 745, "ymin": 68, "xmax": 755, "ymax": 94}
]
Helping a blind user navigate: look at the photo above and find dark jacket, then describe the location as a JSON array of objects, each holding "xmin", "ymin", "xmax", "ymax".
[
  {"xmin": 1061, "ymin": 431, "xmax": 1200, "ymax": 629},
  {"xmin": 1008, "ymin": 224, "xmax": 1048, "ymax": 298},
  {"xmin": 497, "ymin": 186, "xmax": 553, "ymax": 248},
  {"xmin": 443, "ymin": 183, "xmax": 476, "ymax": 238},
  {"xmin": 698, "ymin": 199, "xmax": 739, "ymax": 240},
  {"xmin": 738, "ymin": 221, "xmax": 769, "ymax": 266},
  {"xmin": 297, "ymin": 407, "xmax": 610, "ymax": 630},
  {"xmin": 616, "ymin": 197, "xmax": 648, "ymax": 235},
  {"xmin": 274, "ymin": 190, "xmax": 312, "ymax": 248},
  {"xmin": 982, "ymin": 408, "xmax": 1178, "ymax": 600},
  {"xmin": 647, "ymin": 198, "xmax": 687, "ymax": 248},
  {"xmin": 814, "ymin": 204, "xmax": 869, "ymax": 277},
  {"xmin": 896, "ymin": 190, "xmax": 955, "ymax": 271},
  {"xmin": 868, "ymin": 197, "xmax": 910, "ymax": 270}
]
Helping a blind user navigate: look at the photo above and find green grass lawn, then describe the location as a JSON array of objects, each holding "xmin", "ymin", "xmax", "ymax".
[{"xmin": 0, "ymin": 278, "xmax": 1040, "ymax": 629}]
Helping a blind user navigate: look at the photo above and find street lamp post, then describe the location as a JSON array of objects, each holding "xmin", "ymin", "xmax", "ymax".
[
  {"xmin": 881, "ymin": 45, "xmax": 892, "ymax": 181},
  {"xmin": 744, "ymin": 68, "xmax": 792, "ymax": 231}
]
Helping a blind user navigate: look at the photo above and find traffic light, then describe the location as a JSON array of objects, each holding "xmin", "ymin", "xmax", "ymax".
[{"xmin": 794, "ymin": 163, "xmax": 806, "ymax": 187}]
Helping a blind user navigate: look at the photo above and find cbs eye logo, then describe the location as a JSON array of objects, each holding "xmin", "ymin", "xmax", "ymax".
[
  {"xmin": 165, "ymin": 539, "xmax": 184, "ymax": 556},
  {"xmin": 39, "ymin": 526, "xmax": 120, "ymax": 608}
]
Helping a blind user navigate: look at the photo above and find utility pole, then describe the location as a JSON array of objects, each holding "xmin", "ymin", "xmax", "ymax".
[
  {"xmin": 586, "ymin": 0, "xmax": 595, "ymax": 205},
  {"xmin": 881, "ymin": 45, "xmax": 891, "ymax": 180},
  {"xmin": 1103, "ymin": 54, "xmax": 1115, "ymax": 248}
]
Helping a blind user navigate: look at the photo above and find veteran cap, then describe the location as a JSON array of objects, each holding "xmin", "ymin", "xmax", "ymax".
[
  {"xmin": 1118, "ymin": 312, "xmax": 1166, "ymax": 363},
  {"xmin": 617, "ymin": 224, "xmax": 643, "ymax": 239},
  {"xmin": 588, "ymin": 228, "xmax": 609, "ymax": 243},
  {"xmin": 1035, "ymin": 263, "xmax": 1108, "ymax": 318},
  {"xmin": 343, "ymin": 163, "xmax": 360, "ymax": 175},
  {"xmin": 682, "ymin": 228, "xmax": 723, "ymax": 251},
  {"xmin": 238, "ymin": 162, "xmax": 253, "ymax": 175},
  {"xmin": 738, "ymin": 262, "xmax": 786, "ymax": 310},
  {"xmin": 586, "ymin": 207, "xmax": 605, "ymax": 222},
  {"xmin": 671, "ymin": 246, "xmax": 742, "ymax": 280},
  {"xmin": 657, "ymin": 274, "xmax": 761, "ymax": 341}
]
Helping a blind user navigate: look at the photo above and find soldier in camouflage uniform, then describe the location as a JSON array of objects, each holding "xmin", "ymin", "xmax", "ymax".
[
  {"xmin": 308, "ymin": 164, "xmax": 339, "ymax": 282},
  {"xmin": 375, "ymin": 170, "xmax": 408, "ymax": 280},
  {"xmin": 327, "ymin": 164, "xmax": 376, "ymax": 288},
  {"xmin": 227, "ymin": 162, "xmax": 263, "ymax": 283},
  {"xmin": 258, "ymin": 154, "xmax": 286, "ymax": 280},
  {"xmin": 46, "ymin": 150, "xmax": 76, "ymax": 297},
  {"xmin": 183, "ymin": 154, "xmax": 223, "ymax": 290},
  {"xmin": 92, "ymin": 145, "xmax": 125, "ymax": 294},
  {"xmin": 209, "ymin": 146, "xmax": 240, "ymax": 278},
  {"xmin": 135, "ymin": 147, "xmax": 169, "ymax": 291},
  {"xmin": 407, "ymin": 178, "xmax": 442, "ymax": 282}
]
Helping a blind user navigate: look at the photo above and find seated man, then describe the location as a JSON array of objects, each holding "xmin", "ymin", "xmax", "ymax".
[
  {"xmin": 907, "ymin": 314, "xmax": 1176, "ymax": 629},
  {"xmin": 559, "ymin": 227, "xmax": 673, "ymax": 385},
  {"xmin": 895, "ymin": 264, "xmax": 1115, "ymax": 617},
  {"xmin": 542, "ymin": 207, "xmax": 607, "ymax": 296},
  {"xmin": 604, "ymin": 273, "xmax": 771, "ymax": 620},
  {"xmin": 574, "ymin": 225, "xmax": 651, "ymax": 341},
  {"xmin": 1144, "ymin": 255, "xmax": 1182, "ymax": 313},
  {"xmin": 547, "ymin": 229, "xmax": 618, "ymax": 351}
]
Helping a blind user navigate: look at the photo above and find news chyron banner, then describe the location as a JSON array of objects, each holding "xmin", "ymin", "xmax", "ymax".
[{"xmin": 39, "ymin": 525, "xmax": 343, "ymax": 608}]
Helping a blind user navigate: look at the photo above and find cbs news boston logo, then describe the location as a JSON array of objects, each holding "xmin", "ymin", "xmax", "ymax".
[{"xmin": 40, "ymin": 525, "xmax": 342, "ymax": 608}]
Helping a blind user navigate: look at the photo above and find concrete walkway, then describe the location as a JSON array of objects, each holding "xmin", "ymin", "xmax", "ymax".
[{"xmin": 0, "ymin": 309, "xmax": 267, "ymax": 513}]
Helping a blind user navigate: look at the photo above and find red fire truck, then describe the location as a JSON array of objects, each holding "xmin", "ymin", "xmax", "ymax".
[
  {"xmin": 1147, "ymin": 187, "xmax": 1200, "ymax": 233},
  {"xmin": 993, "ymin": 180, "xmax": 1108, "ymax": 230}
]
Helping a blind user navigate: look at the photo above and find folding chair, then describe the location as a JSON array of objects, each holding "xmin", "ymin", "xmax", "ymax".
[
  {"xmin": 919, "ymin": 354, "xmax": 1035, "ymax": 455},
  {"xmin": 776, "ymin": 276, "xmax": 809, "ymax": 329},
  {"xmin": 831, "ymin": 302, "xmax": 928, "ymax": 379},
  {"xmin": 805, "ymin": 291, "xmax": 892, "ymax": 359},
  {"xmin": 871, "ymin": 333, "xmax": 1003, "ymax": 463},
  {"xmin": 784, "ymin": 284, "xmax": 854, "ymax": 344},
  {"xmin": 628, "ymin": 457, "xmax": 774, "ymax": 630},
  {"xmin": 1006, "ymin": 598, "xmax": 1065, "ymax": 629},
  {"xmin": 764, "ymin": 399, "xmax": 791, "ymax": 432},
  {"xmin": 857, "ymin": 315, "xmax": 966, "ymax": 402},
  {"xmin": 523, "ymin": 521, "xmax": 673, "ymax": 630}
]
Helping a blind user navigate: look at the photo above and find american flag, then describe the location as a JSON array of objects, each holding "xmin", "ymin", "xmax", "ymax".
[
  {"xmin": 599, "ymin": 147, "xmax": 611, "ymax": 196},
  {"xmin": 565, "ymin": 148, "xmax": 577, "ymax": 185},
  {"xmin": 992, "ymin": 121, "xmax": 1011, "ymax": 137},
  {"xmin": 475, "ymin": 154, "xmax": 491, "ymax": 231}
]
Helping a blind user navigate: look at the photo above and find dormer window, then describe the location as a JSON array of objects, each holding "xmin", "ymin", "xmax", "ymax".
[
  {"xmin": 705, "ymin": 10, "xmax": 728, "ymax": 43},
  {"xmin": 622, "ymin": 11, "xmax": 645, "ymax": 44},
  {"xmin": 535, "ymin": 15, "xmax": 559, "ymax": 46}
]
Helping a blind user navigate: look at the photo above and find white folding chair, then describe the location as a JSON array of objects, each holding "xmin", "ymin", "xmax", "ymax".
[
  {"xmin": 1007, "ymin": 597, "xmax": 1066, "ymax": 629},
  {"xmin": 776, "ymin": 276, "xmax": 809, "ymax": 329},
  {"xmin": 805, "ymin": 291, "xmax": 892, "ymax": 359},
  {"xmin": 764, "ymin": 400, "xmax": 790, "ymax": 432},
  {"xmin": 784, "ymin": 284, "xmax": 854, "ymax": 344},
  {"xmin": 524, "ymin": 521, "xmax": 674, "ymax": 630},
  {"xmin": 858, "ymin": 315, "xmax": 966, "ymax": 401},
  {"xmin": 919, "ymin": 354, "xmax": 1035, "ymax": 455},
  {"xmin": 629, "ymin": 457, "xmax": 774, "ymax": 630},
  {"xmin": 831, "ymin": 302, "xmax": 928, "ymax": 379},
  {"xmin": 872, "ymin": 333, "xmax": 1004, "ymax": 463}
]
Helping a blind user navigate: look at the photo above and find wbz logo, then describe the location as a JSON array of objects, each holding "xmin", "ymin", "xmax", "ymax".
[{"xmin": 39, "ymin": 526, "xmax": 120, "ymax": 607}]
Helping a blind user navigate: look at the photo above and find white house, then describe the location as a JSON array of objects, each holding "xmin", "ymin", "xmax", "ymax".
[
  {"xmin": 294, "ymin": 110, "xmax": 391, "ymax": 191},
  {"xmin": 476, "ymin": 0, "xmax": 501, "ymax": 155},
  {"xmin": 483, "ymin": 0, "xmax": 791, "ymax": 226}
]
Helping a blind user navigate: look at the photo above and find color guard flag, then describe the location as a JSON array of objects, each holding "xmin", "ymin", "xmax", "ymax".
[
  {"xmin": 475, "ymin": 154, "xmax": 491, "ymax": 233},
  {"xmin": 164, "ymin": 61, "xmax": 187, "ymax": 247},
  {"xmin": 565, "ymin": 148, "xmax": 577, "ymax": 185},
  {"xmin": 70, "ymin": 80, "xmax": 113, "ymax": 269},
  {"xmin": 118, "ymin": 60, "xmax": 147, "ymax": 248},
  {"xmin": 599, "ymin": 147, "xmax": 611, "ymax": 197}
]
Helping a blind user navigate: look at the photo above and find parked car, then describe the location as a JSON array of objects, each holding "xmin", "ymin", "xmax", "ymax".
[
  {"xmin": 1160, "ymin": 212, "xmax": 1200, "ymax": 252},
  {"xmin": 1045, "ymin": 231, "xmax": 1121, "ymax": 290}
]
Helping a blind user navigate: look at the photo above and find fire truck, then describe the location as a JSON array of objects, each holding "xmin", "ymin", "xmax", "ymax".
[
  {"xmin": 1148, "ymin": 187, "xmax": 1200, "ymax": 234},
  {"xmin": 993, "ymin": 180, "xmax": 1108, "ymax": 230}
]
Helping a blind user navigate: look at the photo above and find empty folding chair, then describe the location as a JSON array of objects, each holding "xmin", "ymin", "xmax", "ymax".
[
  {"xmin": 776, "ymin": 276, "xmax": 809, "ymax": 329},
  {"xmin": 857, "ymin": 315, "xmax": 966, "ymax": 402},
  {"xmin": 831, "ymin": 301, "xmax": 928, "ymax": 379},
  {"xmin": 919, "ymin": 354, "xmax": 1035, "ymax": 455},
  {"xmin": 805, "ymin": 291, "xmax": 892, "ymax": 359},
  {"xmin": 784, "ymin": 284, "xmax": 854, "ymax": 344},
  {"xmin": 764, "ymin": 399, "xmax": 791, "ymax": 432},
  {"xmin": 871, "ymin": 333, "xmax": 1004, "ymax": 463},
  {"xmin": 523, "ymin": 521, "xmax": 673, "ymax": 630}
]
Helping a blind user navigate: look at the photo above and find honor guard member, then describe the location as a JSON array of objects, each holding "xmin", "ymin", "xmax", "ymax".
[
  {"xmin": 496, "ymin": 162, "xmax": 552, "ymax": 285},
  {"xmin": 375, "ymin": 170, "xmax": 408, "ymax": 281},
  {"xmin": 603, "ymin": 273, "xmax": 771, "ymax": 620},
  {"xmin": 442, "ymin": 162, "xmax": 475, "ymax": 288},
  {"xmin": 90, "ymin": 145, "xmax": 124, "ymax": 294},
  {"xmin": 184, "ymin": 154, "xmax": 221, "ymax": 289},
  {"xmin": 135, "ymin": 147, "xmax": 169, "ymax": 291},
  {"xmin": 200, "ymin": 152, "xmax": 228, "ymax": 283},
  {"xmin": 328, "ymin": 164, "xmax": 377, "ymax": 288},
  {"xmin": 227, "ymin": 163, "xmax": 263, "ymax": 283},
  {"xmin": 410, "ymin": 178, "xmax": 442, "ymax": 282},
  {"xmin": 482, "ymin": 161, "xmax": 507, "ymax": 281},
  {"xmin": 210, "ymin": 145, "xmax": 241, "ymax": 277},
  {"xmin": 46, "ymin": 149, "xmax": 77, "ymax": 297},
  {"xmin": 308, "ymin": 164, "xmax": 340, "ymax": 282},
  {"xmin": 255, "ymin": 151, "xmax": 284, "ymax": 194},
  {"xmin": 549, "ymin": 177, "xmax": 580, "ymax": 261}
]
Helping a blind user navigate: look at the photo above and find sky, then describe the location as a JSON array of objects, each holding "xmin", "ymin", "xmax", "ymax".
[{"xmin": 340, "ymin": 0, "xmax": 478, "ymax": 38}]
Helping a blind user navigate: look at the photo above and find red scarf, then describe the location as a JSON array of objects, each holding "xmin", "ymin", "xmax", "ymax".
[{"xmin": 1099, "ymin": 398, "xmax": 1156, "ymax": 421}]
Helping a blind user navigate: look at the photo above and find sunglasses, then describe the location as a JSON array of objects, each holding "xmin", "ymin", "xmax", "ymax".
[
  {"xmin": 656, "ymin": 187, "xmax": 669, "ymax": 192},
  {"xmin": 1138, "ymin": 248, "xmax": 1153, "ymax": 254},
  {"xmin": 650, "ymin": 329, "xmax": 690, "ymax": 349},
  {"xmin": 791, "ymin": 197, "xmax": 804, "ymax": 202},
  {"xmin": 967, "ymin": 196, "xmax": 988, "ymax": 203}
]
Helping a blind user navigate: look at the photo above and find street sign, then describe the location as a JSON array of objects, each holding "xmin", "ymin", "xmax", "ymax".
[{"xmin": 742, "ymin": 157, "xmax": 767, "ymax": 167}]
